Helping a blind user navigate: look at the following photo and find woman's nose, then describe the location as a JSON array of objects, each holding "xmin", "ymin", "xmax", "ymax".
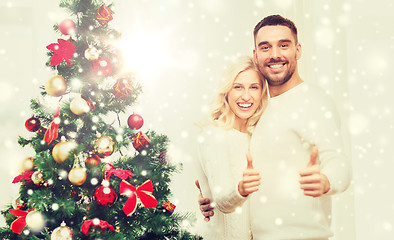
[{"xmin": 241, "ymin": 90, "xmax": 251, "ymax": 101}]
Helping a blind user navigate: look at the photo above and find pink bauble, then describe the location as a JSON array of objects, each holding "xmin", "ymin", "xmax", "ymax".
[{"xmin": 59, "ymin": 19, "xmax": 76, "ymax": 35}]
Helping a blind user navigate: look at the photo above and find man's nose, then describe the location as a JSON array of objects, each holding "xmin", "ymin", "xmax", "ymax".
[{"xmin": 270, "ymin": 46, "xmax": 280, "ymax": 59}]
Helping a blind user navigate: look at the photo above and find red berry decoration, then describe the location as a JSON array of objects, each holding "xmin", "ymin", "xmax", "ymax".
[
  {"xmin": 94, "ymin": 185, "xmax": 117, "ymax": 206},
  {"xmin": 127, "ymin": 113, "xmax": 144, "ymax": 130},
  {"xmin": 25, "ymin": 116, "xmax": 41, "ymax": 132},
  {"xmin": 59, "ymin": 19, "xmax": 76, "ymax": 35},
  {"xmin": 85, "ymin": 154, "xmax": 101, "ymax": 167}
]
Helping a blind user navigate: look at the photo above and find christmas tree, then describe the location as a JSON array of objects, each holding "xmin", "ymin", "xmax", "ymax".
[{"xmin": 0, "ymin": 0, "xmax": 200, "ymax": 239}]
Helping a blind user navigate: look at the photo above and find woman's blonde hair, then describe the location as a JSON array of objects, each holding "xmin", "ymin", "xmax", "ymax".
[{"xmin": 209, "ymin": 56, "xmax": 268, "ymax": 134}]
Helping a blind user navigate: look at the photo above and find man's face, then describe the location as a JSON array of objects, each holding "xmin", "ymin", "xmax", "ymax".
[{"xmin": 253, "ymin": 25, "xmax": 301, "ymax": 86}]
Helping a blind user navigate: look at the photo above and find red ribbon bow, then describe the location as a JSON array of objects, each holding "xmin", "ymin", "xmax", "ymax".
[
  {"xmin": 119, "ymin": 180, "xmax": 158, "ymax": 216},
  {"xmin": 12, "ymin": 171, "xmax": 35, "ymax": 184},
  {"xmin": 104, "ymin": 163, "xmax": 134, "ymax": 181},
  {"xmin": 46, "ymin": 39, "xmax": 76, "ymax": 67},
  {"xmin": 9, "ymin": 208, "xmax": 34, "ymax": 234},
  {"xmin": 44, "ymin": 107, "xmax": 60, "ymax": 144},
  {"xmin": 81, "ymin": 219, "xmax": 115, "ymax": 235}
]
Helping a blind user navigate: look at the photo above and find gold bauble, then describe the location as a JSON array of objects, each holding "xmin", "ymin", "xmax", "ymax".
[
  {"xmin": 32, "ymin": 170, "xmax": 44, "ymax": 185},
  {"xmin": 19, "ymin": 157, "xmax": 35, "ymax": 173},
  {"xmin": 94, "ymin": 136, "xmax": 114, "ymax": 157},
  {"xmin": 51, "ymin": 224, "xmax": 73, "ymax": 240},
  {"xmin": 70, "ymin": 95, "xmax": 90, "ymax": 115},
  {"xmin": 45, "ymin": 75, "xmax": 67, "ymax": 97},
  {"xmin": 84, "ymin": 47, "xmax": 99, "ymax": 61},
  {"xmin": 25, "ymin": 210, "xmax": 45, "ymax": 232},
  {"xmin": 52, "ymin": 141, "xmax": 76, "ymax": 164},
  {"xmin": 68, "ymin": 167, "xmax": 87, "ymax": 186}
]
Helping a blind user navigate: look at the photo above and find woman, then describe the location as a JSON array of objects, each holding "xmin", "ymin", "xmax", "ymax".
[{"xmin": 196, "ymin": 56, "xmax": 268, "ymax": 239}]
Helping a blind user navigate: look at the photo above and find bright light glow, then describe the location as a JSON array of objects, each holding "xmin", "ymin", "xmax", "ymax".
[{"xmin": 117, "ymin": 31, "xmax": 168, "ymax": 76}]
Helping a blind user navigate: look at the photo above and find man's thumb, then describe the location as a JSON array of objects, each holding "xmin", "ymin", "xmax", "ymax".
[
  {"xmin": 308, "ymin": 146, "xmax": 319, "ymax": 167},
  {"xmin": 246, "ymin": 153, "xmax": 254, "ymax": 169},
  {"xmin": 195, "ymin": 179, "xmax": 202, "ymax": 193}
]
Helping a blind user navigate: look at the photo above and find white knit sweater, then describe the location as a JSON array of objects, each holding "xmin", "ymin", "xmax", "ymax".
[
  {"xmin": 249, "ymin": 82, "xmax": 351, "ymax": 240},
  {"xmin": 196, "ymin": 125, "xmax": 252, "ymax": 240}
]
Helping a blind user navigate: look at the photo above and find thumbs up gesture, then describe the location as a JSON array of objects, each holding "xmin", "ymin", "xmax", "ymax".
[
  {"xmin": 299, "ymin": 146, "xmax": 331, "ymax": 197},
  {"xmin": 238, "ymin": 153, "xmax": 261, "ymax": 197}
]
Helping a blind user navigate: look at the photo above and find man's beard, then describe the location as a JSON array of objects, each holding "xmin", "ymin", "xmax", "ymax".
[{"xmin": 257, "ymin": 59, "xmax": 295, "ymax": 86}]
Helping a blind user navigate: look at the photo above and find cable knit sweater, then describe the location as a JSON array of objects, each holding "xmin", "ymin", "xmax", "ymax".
[
  {"xmin": 196, "ymin": 125, "xmax": 252, "ymax": 240},
  {"xmin": 249, "ymin": 82, "xmax": 351, "ymax": 240}
]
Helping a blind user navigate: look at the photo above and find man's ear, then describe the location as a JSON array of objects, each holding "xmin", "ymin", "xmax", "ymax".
[
  {"xmin": 253, "ymin": 48, "xmax": 258, "ymax": 64},
  {"xmin": 296, "ymin": 43, "xmax": 302, "ymax": 60}
]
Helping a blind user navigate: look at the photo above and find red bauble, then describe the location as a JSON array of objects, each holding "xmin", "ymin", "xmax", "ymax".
[
  {"xmin": 25, "ymin": 116, "xmax": 41, "ymax": 132},
  {"xmin": 59, "ymin": 19, "xmax": 76, "ymax": 35},
  {"xmin": 91, "ymin": 57, "xmax": 113, "ymax": 76},
  {"xmin": 127, "ymin": 114, "xmax": 144, "ymax": 130},
  {"xmin": 85, "ymin": 154, "xmax": 101, "ymax": 167},
  {"xmin": 94, "ymin": 185, "xmax": 117, "ymax": 206}
]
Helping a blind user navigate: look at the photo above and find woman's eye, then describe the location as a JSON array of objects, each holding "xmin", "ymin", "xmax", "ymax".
[{"xmin": 234, "ymin": 85, "xmax": 242, "ymax": 89}]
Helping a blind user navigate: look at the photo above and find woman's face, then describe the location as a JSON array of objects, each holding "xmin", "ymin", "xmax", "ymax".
[{"xmin": 227, "ymin": 69, "xmax": 263, "ymax": 129}]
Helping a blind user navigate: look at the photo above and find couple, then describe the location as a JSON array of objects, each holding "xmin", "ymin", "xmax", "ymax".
[{"xmin": 196, "ymin": 15, "xmax": 351, "ymax": 240}]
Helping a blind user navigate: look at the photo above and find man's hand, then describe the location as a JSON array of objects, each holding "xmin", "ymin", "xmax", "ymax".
[
  {"xmin": 238, "ymin": 153, "xmax": 261, "ymax": 197},
  {"xmin": 299, "ymin": 146, "xmax": 330, "ymax": 197},
  {"xmin": 195, "ymin": 180, "xmax": 214, "ymax": 222}
]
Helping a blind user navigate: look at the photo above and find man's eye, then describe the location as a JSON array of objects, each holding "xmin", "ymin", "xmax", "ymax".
[{"xmin": 281, "ymin": 44, "xmax": 288, "ymax": 48}]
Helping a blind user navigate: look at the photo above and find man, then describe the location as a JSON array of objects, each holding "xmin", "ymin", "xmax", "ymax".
[{"xmin": 197, "ymin": 15, "xmax": 351, "ymax": 239}]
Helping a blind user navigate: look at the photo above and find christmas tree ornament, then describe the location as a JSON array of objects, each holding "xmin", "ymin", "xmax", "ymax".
[
  {"xmin": 104, "ymin": 164, "xmax": 134, "ymax": 181},
  {"xmin": 12, "ymin": 197, "xmax": 24, "ymax": 210},
  {"xmin": 19, "ymin": 157, "xmax": 35, "ymax": 173},
  {"xmin": 159, "ymin": 150, "xmax": 168, "ymax": 165},
  {"xmin": 59, "ymin": 19, "xmax": 76, "ymax": 35},
  {"xmin": 68, "ymin": 167, "xmax": 87, "ymax": 186},
  {"xmin": 91, "ymin": 57, "xmax": 113, "ymax": 76},
  {"xmin": 25, "ymin": 116, "xmax": 41, "ymax": 132},
  {"xmin": 45, "ymin": 75, "xmax": 67, "ymax": 97},
  {"xmin": 44, "ymin": 107, "xmax": 61, "ymax": 144},
  {"xmin": 9, "ymin": 208, "xmax": 34, "ymax": 234},
  {"xmin": 131, "ymin": 132, "xmax": 150, "ymax": 152},
  {"xmin": 119, "ymin": 180, "xmax": 158, "ymax": 216},
  {"xmin": 85, "ymin": 153, "xmax": 101, "ymax": 167},
  {"xmin": 46, "ymin": 39, "xmax": 76, "ymax": 67},
  {"xmin": 51, "ymin": 222, "xmax": 73, "ymax": 240},
  {"xmin": 31, "ymin": 170, "xmax": 44, "ymax": 185},
  {"xmin": 94, "ymin": 136, "xmax": 114, "ymax": 157},
  {"xmin": 161, "ymin": 201, "xmax": 176, "ymax": 215},
  {"xmin": 94, "ymin": 185, "xmax": 117, "ymax": 206},
  {"xmin": 84, "ymin": 46, "xmax": 99, "ymax": 60},
  {"xmin": 127, "ymin": 113, "xmax": 144, "ymax": 130},
  {"xmin": 81, "ymin": 218, "xmax": 115, "ymax": 235},
  {"xmin": 12, "ymin": 171, "xmax": 34, "ymax": 184},
  {"xmin": 70, "ymin": 95, "xmax": 90, "ymax": 115},
  {"xmin": 113, "ymin": 78, "xmax": 133, "ymax": 99},
  {"xmin": 25, "ymin": 210, "xmax": 45, "ymax": 232},
  {"xmin": 52, "ymin": 140, "xmax": 76, "ymax": 164},
  {"xmin": 96, "ymin": 4, "xmax": 113, "ymax": 25}
]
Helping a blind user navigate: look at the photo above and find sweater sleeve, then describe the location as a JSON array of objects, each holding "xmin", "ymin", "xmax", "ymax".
[
  {"xmin": 299, "ymin": 87, "xmax": 352, "ymax": 195},
  {"xmin": 196, "ymin": 128, "xmax": 248, "ymax": 213}
]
